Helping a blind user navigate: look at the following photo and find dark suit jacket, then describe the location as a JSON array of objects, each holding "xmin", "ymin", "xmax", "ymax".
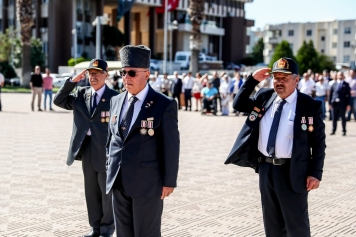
[
  {"xmin": 329, "ymin": 81, "xmax": 351, "ymax": 108},
  {"xmin": 225, "ymin": 75, "xmax": 326, "ymax": 193},
  {"xmin": 106, "ymin": 85, "xmax": 180, "ymax": 197},
  {"xmin": 170, "ymin": 78, "xmax": 182, "ymax": 95},
  {"xmin": 54, "ymin": 80, "xmax": 119, "ymax": 172}
]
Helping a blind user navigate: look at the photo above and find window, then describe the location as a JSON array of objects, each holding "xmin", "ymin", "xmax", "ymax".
[
  {"xmin": 289, "ymin": 43, "xmax": 293, "ymax": 50},
  {"xmin": 157, "ymin": 14, "xmax": 164, "ymax": 29},
  {"xmin": 344, "ymin": 27, "xmax": 351, "ymax": 34},
  {"xmin": 306, "ymin": 30, "xmax": 312, "ymax": 36},
  {"xmin": 321, "ymin": 36, "xmax": 325, "ymax": 41},
  {"xmin": 332, "ymin": 56, "xmax": 337, "ymax": 62},
  {"xmin": 333, "ymin": 29, "xmax": 338, "ymax": 35},
  {"xmin": 288, "ymin": 30, "xmax": 294, "ymax": 36},
  {"xmin": 343, "ymin": 55, "xmax": 350, "ymax": 63},
  {"xmin": 344, "ymin": 41, "xmax": 350, "ymax": 48},
  {"xmin": 321, "ymin": 49, "xmax": 324, "ymax": 53},
  {"xmin": 332, "ymin": 42, "xmax": 337, "ymax": 48}
]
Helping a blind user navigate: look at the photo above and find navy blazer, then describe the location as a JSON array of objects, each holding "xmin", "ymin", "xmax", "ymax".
[
  {"xmin": 106, "ymin": 85, "xmax": 180, "ymax": 197},
  {"xmin": 329, "ymin": 81, "xmax": 351, "ymax": 108},
  {"xmin": 54, "ymin": 80, "xmax": 118, "ymax": 172},
  {"xmin": 225, "ymin": 76, "xmax": 326, "ymax": 193}
]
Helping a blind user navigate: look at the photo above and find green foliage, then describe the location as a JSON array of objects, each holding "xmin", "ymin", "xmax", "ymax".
[
  {"xmin": 318, "ymin": 54, "xmax": 336, "ymax": 72},
  {"xmin": 0, "ymin": 27, "xmax": 21, "ymax": 64},
  {"xmin": 269, "ymin": 40, "xmax": 296, "ymax": 68},
  {"xmin": 30, "ymin": 38, "xmax": 46, "ymax": 69},
  {"xmin": 0, "ymin": 61, "xmax": 17, "ymax": 79},
  {"xmin": 252, "ymin": 38, "xmax": 264, "ymax": 63},
  {"xmin": 68, "ymin": 57, "xmax": 89, "ymax": 66},
  {"xmin": 240, "ymin": 56, "xmax": 257, "ymax": 66}
]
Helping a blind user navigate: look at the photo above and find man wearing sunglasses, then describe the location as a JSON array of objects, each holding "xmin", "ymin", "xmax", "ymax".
[
  {"xmin": 54, "ymin": 59, "xmax": 118, "ymax": 237},
  {"xmin": 106, "ymin": 45, "xmax": 179, "ymax": 237}
]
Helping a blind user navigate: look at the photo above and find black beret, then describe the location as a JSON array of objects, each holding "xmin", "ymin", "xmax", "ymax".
[{"xmin": 120, "ymin": 45, "xmax": 151, "ymax": 69}]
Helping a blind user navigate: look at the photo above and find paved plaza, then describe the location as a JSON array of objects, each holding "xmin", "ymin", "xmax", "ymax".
[{"xmin": 0, "ymin": 92, "xmax": 356, "ymax": 237}]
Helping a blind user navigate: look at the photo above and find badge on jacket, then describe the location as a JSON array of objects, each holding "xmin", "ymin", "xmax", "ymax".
[{"xmin": 249, "ymin": 111, "xmax": 258, "ymax": 121}]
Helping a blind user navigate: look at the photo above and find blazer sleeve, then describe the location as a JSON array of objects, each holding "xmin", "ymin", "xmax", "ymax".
[
  {"xmin": 308, "ymin": 100, "xmax": 326, "ymax": 180},
  {"xmin": 161, "ymin": 99, "xmax": 180, "ymax": 187},
  {"xmin": 53, "ymin": 79, "xmax": 78, "ymax": 110},
  {"xmin": 232, "ymin": 75, "xmax": 264, "ymax": 112}
]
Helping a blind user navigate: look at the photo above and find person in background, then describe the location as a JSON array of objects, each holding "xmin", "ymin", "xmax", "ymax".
[
  {"xmin": 0, "ymin": 71, "xmax": 4, "ymax": 111},
  {"xmin": 298, "ymin": 72, "xmax": 315, "ymax": 97},
  {"xmin": 212, "ymin": 71, "xmax": 221, "ymax": 112},
  {"xmin": 111, "ymin": 71, "xmax": 120, "ymax": 92},
  {"xmin": 314, "ymin": 75, "xmax": 328, "ymax": 120},
  {"xmin": 149, "ymin": 76, "xmax": 161, "ymax": 92},
  {"xmin": 329, "ymin": 71, "xmax": 351, "ymax": 136},
  {"xmin": 192, "ymin": 72, "xmax": 203, "ymax": 111},
  {"xmin": 220, "ymin": 75, "xmax": 231, "ymax": 116},
  {"xmin": 160, "ymin": 73, "xmax": 170, "ymax": 96},
  {"xmin": 182, "ymin": 71, "xmax": 194, "ymax": 111},
  {"xmin": 30, "ymin": 65, "xmax": 43, "ymax": 112},
  {"xmin": 230, "ymin": 71, "xmax": 243, "ymax": 116},
  {"xmin": 43, "ymin": 68, "xmax": 54, "ymax": 111},
  {"xmin": 201, "ymin": 80, "xmax": 218, "ymax": 115},
  {"xmin": 346, "ymin": 69, "xmax": 356, "ymax": 121}
]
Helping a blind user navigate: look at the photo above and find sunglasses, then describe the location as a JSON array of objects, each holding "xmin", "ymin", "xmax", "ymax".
[{"xmin": 120, "ymin": 70, "xmax": 147, "ymax": 77}]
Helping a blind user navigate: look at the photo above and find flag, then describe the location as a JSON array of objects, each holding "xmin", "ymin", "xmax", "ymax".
[
  {"xmin": 117, "ymin": 0, "xmax": 137, "ymax": 22},
  {"xmin": 156, "ymin": 0, "xmax": 180, "ymax": 14}
]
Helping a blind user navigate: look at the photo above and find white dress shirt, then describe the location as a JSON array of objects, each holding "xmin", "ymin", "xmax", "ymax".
[
  {"xmin": 298, "ymin": 78, "xmax": 315, "ymax": 96},
  {"xmin": 119, "ymin": 84, "xmax": 149, "ymax": 133},
  {"xmin": 315, "ymin": 81, "xmax": 329, "ymax": 96},
  {"xmin": 258, "ymin": 89, "xmax": 298, "ymax": 158},
  {"xmin": 87, "ymin": 85, "xmax": 106, "ymax": 136},
  {"xmin": 182, "ymin": 76, "xmax": 194, "ymax": 90}
]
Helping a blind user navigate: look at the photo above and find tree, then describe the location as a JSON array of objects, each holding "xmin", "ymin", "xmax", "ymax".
[
  {"xmin": 296, "ymin": 40, "xmax": 320, "ymax": 74},
  {"xmin": 187, "ymin": 0, "xmax": 205, "ymax": 74},
  {"xmin": 269, "ymin": 40, "xmax": 296, "ymax": 68},
  {"xmin": 30, "ymin": 38, "xmax": 45, "ymax": 69},
  {"xmin": 252, "ymin": 38, "xmax": 264, "ymax": 63},
  {"xmin": 17, "ymin": 0, "xmax": 33, "ymax": 87},
  {"xmin": 318, "ymin": 54, "xmax": 336, "ymax": 72}
]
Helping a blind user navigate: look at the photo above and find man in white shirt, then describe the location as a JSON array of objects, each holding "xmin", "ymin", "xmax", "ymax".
[
  {"xmin": 298, "ymin": 73, "xmax": 315, "ymax": 96},
  {"xmin": 182, "ymin": 71, "xmax": 194, "ymax": 111},
  {"xmin": 315, "ymin": 75, "xmax": 329, "ymax": 119}
]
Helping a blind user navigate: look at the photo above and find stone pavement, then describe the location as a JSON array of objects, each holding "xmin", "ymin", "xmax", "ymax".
[{"xmin": 0, "ymin": 93, "xmax": 355, "ymax": 237}]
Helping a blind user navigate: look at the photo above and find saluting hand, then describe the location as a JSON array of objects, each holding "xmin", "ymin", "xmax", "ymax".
[
  {"xmin": 72, "ymin": 70, "xmax": 86, "ymax": 83},
  {"xmin": 306, "ymin": 176, "xmax": 320, "ymax": 191},
  {"xmin": 252, "ymin": 68, "xmax": 271, "ymax": 82},
  {"xmin": 161, "ymin": 186, "xmax": 174, "ymax": 199}
]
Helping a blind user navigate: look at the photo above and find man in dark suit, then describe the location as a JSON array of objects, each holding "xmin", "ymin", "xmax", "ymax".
[
  {"xmin": 54, "ymin": 59, "xmax": 118, "ymax": 237},
  {"xmin": 329, "ymin": 71, "xmax": 351, "ymax": 136},
  {"xmin": 225, "ymin": 58, "xmax": 326, "ymax": 237},
  {"xmin": 106, "ymin": 45, "xmax": 179, "ymax": 237},
  {"xmin": 170, "ymin": 71, "xmax": 183, "ymax": 109}
]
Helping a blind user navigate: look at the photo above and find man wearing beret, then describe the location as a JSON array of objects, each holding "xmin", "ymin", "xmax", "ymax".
[
  {"xmin": 54, "ymin": 59, "xmax": 118, "ymax": 237},
  {"xmin": 225, "ymin": 58, "xmax": 326, "ymax": 236},
  {"xmin": 106, "ymin": 45, "xmax": 179, "ymax": 237}
]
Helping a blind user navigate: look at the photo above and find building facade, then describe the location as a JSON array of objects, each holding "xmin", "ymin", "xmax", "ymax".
[
  {"xmin": 0, "ymin": 0, "xmax": 253, "ymax": 73},
  {"xmin": 263, "ymin": 20, "xmax": 356, "ymax": 65}
]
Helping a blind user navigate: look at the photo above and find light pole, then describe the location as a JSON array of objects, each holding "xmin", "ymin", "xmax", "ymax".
[
  {"xmin": 163, "ymin": 0, "xmax": 168, "ymax": 73},
  {"xmin": 169, "ymin": 20, "xmax": 178, "ymax": 74},
  {"xmin": 92, "ymin": 16, "xmax": 108, "ymax": 59},
  {"xmin": 72, "ymin": 28, "xmax": 77, "ymax": 65}
]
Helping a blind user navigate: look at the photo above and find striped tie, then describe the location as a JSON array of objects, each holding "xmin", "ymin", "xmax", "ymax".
[{"xmin": 120, "ymin": 96, "xmax": 138, "ymax": 139}]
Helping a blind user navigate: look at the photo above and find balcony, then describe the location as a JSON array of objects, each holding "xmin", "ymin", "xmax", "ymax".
[{"xmin": 178, "ymin": 20, "xmax": 225, "ymax": 36}]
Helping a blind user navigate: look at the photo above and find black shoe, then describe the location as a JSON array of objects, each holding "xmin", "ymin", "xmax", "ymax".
[
  {"xmin": 50, "ymin": 108, "xmax": 54, "ymax": 111},
  {"xmin": 38, "ymin": 108, "xmax": 43, "ymax": 112},
  {"xmin": 32, "ymin": 108, "xmax": 34, "ymax": 111},
  {"xmin": 330, "ymin": 132, "xmax": 335, "ymax": 135},
  {"xmin": 342, "ymin": 132, "xmax": 346, "ymax": 136},
  {"xmin": 83, "ymin": 230, "xmax": 100, "ymax": 237}
]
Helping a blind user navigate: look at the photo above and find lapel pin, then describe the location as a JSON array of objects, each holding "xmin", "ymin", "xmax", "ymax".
[
  {"xmin": 102, "ymin": 98, "xmax": 106, "ymax": 102},
  {"xmin": 150, "ymin": 101, "xmax": 153, "ymax": 104}
]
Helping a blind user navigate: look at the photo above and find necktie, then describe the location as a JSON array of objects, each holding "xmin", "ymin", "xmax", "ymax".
[
  {"xmin": 120, "ymin": 96, "xmax": 139, "ymax": 139},
  {"xmin": 266, "ymin": 99, "xmax": 287, "ymax": 157},
  {"xmin": 91, "ymin": 92, "xmax": 97, "ymax": 115}
]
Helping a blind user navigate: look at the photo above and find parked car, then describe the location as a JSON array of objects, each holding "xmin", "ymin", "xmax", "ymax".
[
  {"xmin": 223, "ymin": 62, "xmax": 241, "ymax": 71},
  {"xmin": 150, "ymin": 59, "xmax": 160, "ymax": 72},
  {"xmin": 9, "ymin": 78, "xmax": 20, "ymax": 86},
  {"xmin": 174, "ymin": 51, "xmax": 218, "ymax": 70}
]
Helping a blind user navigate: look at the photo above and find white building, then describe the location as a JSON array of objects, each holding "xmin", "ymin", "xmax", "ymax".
[{"xmin": 263, "ymin": 20, "xmax": 356, "ymax": 66}]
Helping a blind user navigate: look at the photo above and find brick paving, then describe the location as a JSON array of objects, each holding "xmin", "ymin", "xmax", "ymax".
[{"xmin": 0, "ymin": 92, "xmax": 355, "ymax": 237}]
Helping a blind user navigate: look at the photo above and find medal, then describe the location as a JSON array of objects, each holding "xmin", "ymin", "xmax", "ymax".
[
  {"xmin": 106, "ymin": 111, "xmax": 110, "ymax": 117},
  {"xmin": 105, "ymin": 117, "xmax": 109, "ymax": 123},
  {"xmin": 308, "ymin": 125, "xmax": 314, "ymax": 132},
  {"xmin": 101, "ymin": 118, "xmax": 105, "ymax": 123},
  {"xmin": 101, "ymin": 111, "xmax": 106, "ymax": 123},
  {"xmin": 301, "ymin": 124, "xmax": 307, "ymax": 130},
  {"xmin": 249, "ymin": 111, "xmax": 258, "ymax": 121},
  {"xmin": 308, "ymin": 117, "xmax": 314, "ymax": 132},
  {"xmin": 140, "ymin": 120, "xmax": 148, "ymax": 135},
  {"xmin": 147, "ymin": 120, "xmax": 154, "ymax": 136}
]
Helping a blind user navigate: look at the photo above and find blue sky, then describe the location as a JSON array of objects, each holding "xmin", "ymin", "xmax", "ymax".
[{"xmin": 245, "ymin": 0, "xmax": 356, "ymax": 29}]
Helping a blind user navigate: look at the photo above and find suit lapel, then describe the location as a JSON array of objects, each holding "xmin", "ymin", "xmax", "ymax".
[
  {"xmin": 293, "ymin": 92, "xmax": 303, "ymax": 140},
  {"xmin": 84, "ymin": 88, "xmax": 92, "ymax": 115},
  {"xmin": 126, "ymin": 86, "xmax": 157, "ymax": 140},
  {"xmin": 262, "ymin": 91, "xmax": 277, "ymax": 113}
]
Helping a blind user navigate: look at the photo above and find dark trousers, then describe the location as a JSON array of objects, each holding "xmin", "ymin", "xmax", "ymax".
[
  {"xmin": 259, "ymin": 161, "xmax": 310, "ymax": 237},
  {"xmin": 332, "ymin": 103, "xmax": 347, "ymax": 133},
  {"xmin": 112, "ymin": 172, "xmax": 163, "ymax": 237},
  {"xmin": 82, "ymin": 136, "xmax": 115, "ymax": 235},
  {"xmin": 172, "ymin": 93, "xmax": 181, "ymax": 109},
  {"xmin": 0, "ymin": 86, "xmax": 2, "ymax": 111},
  {"xmin": 184, "ymin": 89, "xmax": 192, "ymax": 110},
  {"xmin": 202, "ymin": 98, "xmax": 217, "ymax": 113}
]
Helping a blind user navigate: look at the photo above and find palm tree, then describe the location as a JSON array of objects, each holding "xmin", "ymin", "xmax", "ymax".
[
  {"xmin": 17, "ymin": 0, "xmax": 33, "ymax": 87},
  {"xmin": 187, "ymin": 0, "xmax": 205, "ymax": 74}
]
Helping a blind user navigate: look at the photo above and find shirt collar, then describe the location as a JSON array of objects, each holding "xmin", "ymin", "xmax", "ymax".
[
  {"xmin": 91, "ymin": 85, "xmax": 106, "ymax": 98},
  {"xmin": 275, "ymin": 89, "xmax": 297, "ymax": 104},
  {"xmin": 127, "ymin": 83, "xmax": 149, "ymax": 103}
]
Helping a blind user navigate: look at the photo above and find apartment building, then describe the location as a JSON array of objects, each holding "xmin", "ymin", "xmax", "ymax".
[
  {"xmin": 263, "ymin": 20, "xmax": 356, "ymax": 65},
  {"xmin": 0, "ymin": 0, "xmax": 254, "ymax": 72}
]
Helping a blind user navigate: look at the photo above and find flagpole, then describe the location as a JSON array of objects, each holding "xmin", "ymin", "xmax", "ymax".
[{"xmin": 163, "ymin": 0, "xmax": 168, "ymax": 74}]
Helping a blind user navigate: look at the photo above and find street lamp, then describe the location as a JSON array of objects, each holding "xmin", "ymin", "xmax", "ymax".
[
  {"xmin": 72, "ymin": 28, "xmax": 77, "ymax": 65},
  {"xmin": 169, "ymin": 20, "xmax": 178, "ymax": 74},
  {"xmin": 92, "ymin": 16, "xmax": 109, "ymax": 59}
]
